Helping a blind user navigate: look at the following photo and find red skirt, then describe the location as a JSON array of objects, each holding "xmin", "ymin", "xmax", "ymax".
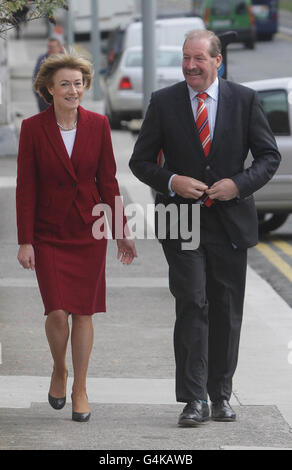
[{"xmin": 33, "ymin": 202, "xmax": 107, "ymax": 316}]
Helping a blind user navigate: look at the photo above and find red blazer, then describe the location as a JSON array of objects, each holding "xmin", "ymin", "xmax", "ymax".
[{"xmin": 16, "ymin": 105, "xmax": 126, "ymax": 244}]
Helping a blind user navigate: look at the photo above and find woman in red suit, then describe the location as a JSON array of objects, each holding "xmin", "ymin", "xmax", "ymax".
[{"xmin": 16, "ymin": 53, "xmax": 137, "ymax": 422}]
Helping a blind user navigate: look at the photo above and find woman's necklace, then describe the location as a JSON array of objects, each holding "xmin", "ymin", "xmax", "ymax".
[{"xmin": 56, "ymin": 118, "xmax": 77, "ymax": 131}]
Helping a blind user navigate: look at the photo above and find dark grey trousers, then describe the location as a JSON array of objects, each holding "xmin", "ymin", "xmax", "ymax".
[{"xmin": 162, "ymin": 239, "xmax": 247, "ymax": 403}]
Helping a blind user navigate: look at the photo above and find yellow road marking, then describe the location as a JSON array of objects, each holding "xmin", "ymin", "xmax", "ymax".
[
  {"xmin": 256, "ymin": 242, "xmax": 292, "ymax": 283},
  {"xmin": 276, "ymin": 32, "xmax": 292, "ymax": 42},
  {"xmin": 272, "ymin": 240, "xmax": 292, "ymax": 260}
]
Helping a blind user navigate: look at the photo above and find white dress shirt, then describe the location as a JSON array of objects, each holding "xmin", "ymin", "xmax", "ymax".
[{"xmin": 188, "ymin": 76, "xmax": 219, "ymax": 140}]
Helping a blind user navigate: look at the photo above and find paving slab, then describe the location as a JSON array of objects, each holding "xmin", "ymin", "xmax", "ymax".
[{"xmin": 0, "ymin": 404, "xmax": 292, "ymax": 450}]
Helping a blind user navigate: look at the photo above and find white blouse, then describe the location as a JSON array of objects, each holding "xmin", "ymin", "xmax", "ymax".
[{"xmin": 60, "ymin": 128, "xmax": 77, "ymax": 158}]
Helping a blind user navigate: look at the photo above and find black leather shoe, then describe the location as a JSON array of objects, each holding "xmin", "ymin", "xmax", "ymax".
[
  {"xmin": 72, "ymin": 410, "xmax": 91, "ymax": 422},
  {"xmin": 211, "ymin": 399, "xmax": 236, "ymax": 422},
  {"xmin": 48, "ymin": 393, "xmax": 66, "ymax": 410},
  {"xmin": 48, "ymin": 370, "xmax": 68, "ymax": 410},
  {"xmin": 71, "ymin": 394, "xmax": 91, "ymax": 422},
  {"xmin": 178, "ymin": 400, "xmax": 210, "ymax": 427}
]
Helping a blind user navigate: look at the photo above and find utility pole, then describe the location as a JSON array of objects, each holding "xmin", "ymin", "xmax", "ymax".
[
  {"xmin": 141, "ymin": 0, "xmax": 156, "ymax": 116},
  {"xmin": 91, "ymin": 0, "xmax": 102, "ymax": 100},
  {"xmin": 0, "ymin": 40, "xmax": 9, "ymax": 126},
  {"xmin": 66, "ymin": 0, "xmax": 74, "ymax": 49},
  {"xmin": 191, "ymin": 0, "xmax": 203, "ymax": 14}
]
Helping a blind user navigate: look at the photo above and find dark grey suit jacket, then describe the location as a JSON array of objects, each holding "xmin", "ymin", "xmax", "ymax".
[{"xmin": 129, "ymin": 78, "xmax": 281, "ymax": 248}]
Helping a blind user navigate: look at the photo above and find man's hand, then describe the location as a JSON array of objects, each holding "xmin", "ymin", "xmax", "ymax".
[
  {"xmin": 171, "ymin": 175, "xmax": 208, "ymax": 199},
  {"xmin": 17, "ymin": 244, "xmax": 35, "ymax": 270},
  {"xmin": 206, "ymin": 178, "xmax": 239, "ymax": 201}
]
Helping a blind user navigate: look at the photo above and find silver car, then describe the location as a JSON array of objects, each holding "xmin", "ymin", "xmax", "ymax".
[
  {"xmin": 242, "ymin": 77, "xmax": 292, "ymax": 233},
  {"xmin": 103, "ymin": 45, "xmax": 184, "ymax": 129}
]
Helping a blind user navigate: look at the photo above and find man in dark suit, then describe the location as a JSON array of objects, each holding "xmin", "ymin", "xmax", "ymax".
[{"xmin": 129, "ymin": 30, "xmax": 281, "ymax": 426}]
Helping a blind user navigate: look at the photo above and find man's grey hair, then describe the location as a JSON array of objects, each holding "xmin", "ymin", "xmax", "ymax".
[
  {"xmin": 48, "ymin": 36, "xmax": 64, "ymax": 46},
  {"xmin": 183, "ymin": 30, "xmax": 222, "ymax": 57}
]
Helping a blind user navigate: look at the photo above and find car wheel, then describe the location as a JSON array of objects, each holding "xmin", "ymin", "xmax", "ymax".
[
  {"xmin": 258, "ymin": 212, "xmax": 289, "ymax": 234},
  {"xmin": 105, "ymin": 102, "xmax": 122, "ymax": 130},
  {"xmin": 257, "ymin": 33, "xmax": 273, "ymax": 41},
  {"xmin": 244, "ymin": 38, "xmax": 255, "ymax": 50}
]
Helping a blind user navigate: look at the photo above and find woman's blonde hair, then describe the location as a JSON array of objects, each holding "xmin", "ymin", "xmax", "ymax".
[{"xmin": 34, "ymin": 52, "xmax": 93, "ymax": 104}]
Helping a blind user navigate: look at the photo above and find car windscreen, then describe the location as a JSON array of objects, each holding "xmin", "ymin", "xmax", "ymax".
[
  {"xmin": 125, "ymin": 50, "xmax": 182, "ymax": 68},
  {"xmin": 211, "ymin": 0, "xmax": 232, "ymax": 16},
  {"xmin": 257, "ymin": 89, "xmax": 290, "ymax": 136}
]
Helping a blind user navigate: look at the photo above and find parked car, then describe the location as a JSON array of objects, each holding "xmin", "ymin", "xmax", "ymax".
[
  {"xmin": 201, "ymin": 0, "xmax": 256, "ymax": 49},
  {"xmin": 251, "ymin": 0, "xmax": 278, "ymax": 41},
  {"xmin": 103, "ymin": 46, "xmax": 184, "ymax": 129},
  {"xmin": 242, "ymin": 77, "xmax": 292, "ymax": 233},
  {"xmin": 106, "ymin": 16, "xmax": 205, "ymax": 73}
]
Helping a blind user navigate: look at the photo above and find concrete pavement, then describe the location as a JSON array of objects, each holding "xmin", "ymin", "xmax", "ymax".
[{"xmin": 1, "ymin": 18, "xmax": 292, "ymax": 451}]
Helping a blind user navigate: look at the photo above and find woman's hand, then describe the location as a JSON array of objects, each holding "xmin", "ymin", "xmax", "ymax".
[
  {"xmin": 17, "ymin": 244, "xmax": 35, "ymax": 270},
  {"xmin": 117, "ymin": 239, "xmax": 137, "ymax": 265}
]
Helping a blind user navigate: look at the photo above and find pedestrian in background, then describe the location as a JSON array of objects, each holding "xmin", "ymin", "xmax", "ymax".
[
  {"xmin": 32, "ymin": 37, "xmax": 65, "ymax": 112},
  {"xmin": 129, "ymin": 29, "xmax": 281, "ymax": 427},
  {"xmin": 16, "ymin": 53, "xmax": 137, "ymax": 422}
]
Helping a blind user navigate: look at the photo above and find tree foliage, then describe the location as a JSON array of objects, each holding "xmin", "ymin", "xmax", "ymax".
[{"xmin": 0, "ymin": 1, "xmax": 68, "ymax": 36}]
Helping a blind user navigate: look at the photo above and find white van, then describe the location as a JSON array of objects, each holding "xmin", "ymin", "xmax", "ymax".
[
  {"xmin": 106, "ymin": 16, "xmax": 205, "ymax": 71},
  {"xmin": 124, "ymin": 16, "xmax": 206, "ymax": 49}
]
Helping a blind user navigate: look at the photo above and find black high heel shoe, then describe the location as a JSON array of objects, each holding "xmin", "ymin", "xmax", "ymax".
[
  {"xmin": 71, "ymin": 393, "xmax": 91, "ymax": 422},
  {"xmin": 48, "ymin": 370, "xmax": 68, "ymax": 410}
]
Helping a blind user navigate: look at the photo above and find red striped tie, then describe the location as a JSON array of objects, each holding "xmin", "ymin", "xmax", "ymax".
[
  {"xmin": 196, "ymin": 92, "xmax": 211, "ymax": 157},
  {"xmin": 196, "ymin": 92, "xmax": 213, "ymax": 207}
]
